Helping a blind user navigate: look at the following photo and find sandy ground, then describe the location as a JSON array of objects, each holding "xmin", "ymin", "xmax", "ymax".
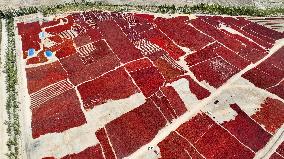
[
  {"xmin": 14, "ymin": 16, "xmax": 32, "ymax": 159},
  {"xmin": 0, "ymin": 0, "xmax": 76, "ymax": 10},
  {"xmin": 0, "ymin": 19, "xmax": 8, "ymax": 159}
]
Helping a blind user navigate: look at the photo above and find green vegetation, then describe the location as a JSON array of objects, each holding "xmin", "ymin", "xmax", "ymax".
[
  {"xmin": 158, "ymin": 3, "xmax": 284, "ymax": 16},
  {"xmin": 0, "ymin": 2, "xmax": 283, "ymax": 19},
  {"xmin": 4, "ymin": 18, "xmax": 21, "ymax": 159}
]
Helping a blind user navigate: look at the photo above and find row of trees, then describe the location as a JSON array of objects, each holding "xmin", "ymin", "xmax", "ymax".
[
  {"xmin": 4, "ymin": 18, "xmax": 21, "ymax": 159},
  {"xmin": 0, "ymin": 2, "xmax": 283, "ymax": 19},
  {"xmin": 0, "ymin": 7, "xmax": 38, "ymax": 19},
  {"xmin": 156, "ymin": 3, "xmax": 284, "ymax": 16}
]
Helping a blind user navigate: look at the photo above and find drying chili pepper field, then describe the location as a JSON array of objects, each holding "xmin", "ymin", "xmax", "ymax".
[{"xmin": 12, "ymin": 10, "xmax": 284, "ymax": 159}]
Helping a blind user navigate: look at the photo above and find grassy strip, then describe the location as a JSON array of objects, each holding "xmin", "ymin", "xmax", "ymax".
[
  {"xmin": 0, "ymin": 2, "xmax": 283, "ymax": 19},
  {"xmin": 4, "ymin": 18, "xmax": 20, "ymax": 159}
]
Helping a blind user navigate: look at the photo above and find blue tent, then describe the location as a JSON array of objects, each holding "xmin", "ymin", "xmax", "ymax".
[
  {"xmin": 28, "ymin": 48, "xmax": 35, "ymax": 57},
  {"xmin": 45, "ymin": 50, "xmax": 53, "ymax": 57}
]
